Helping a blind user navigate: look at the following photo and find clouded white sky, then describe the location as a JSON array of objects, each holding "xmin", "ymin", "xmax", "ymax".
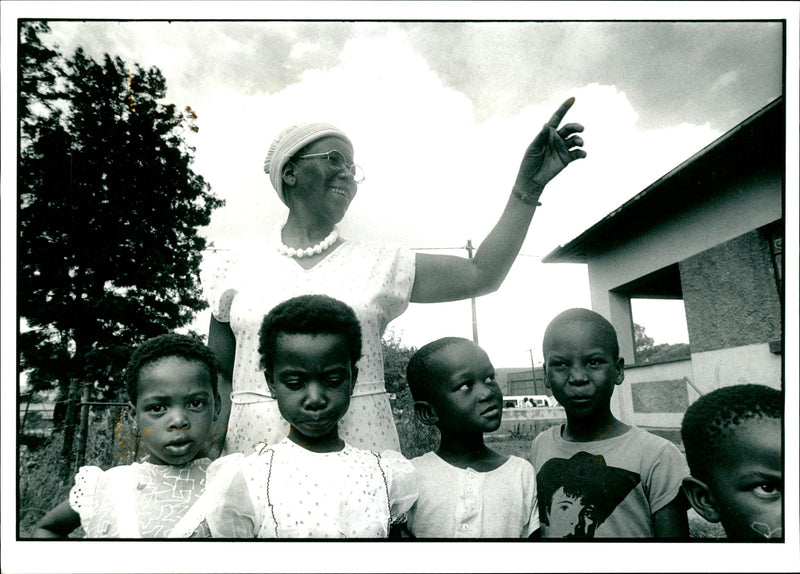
[{"xmin": 27, "ymin": 13, "xmax": 784, "ymax": 367}]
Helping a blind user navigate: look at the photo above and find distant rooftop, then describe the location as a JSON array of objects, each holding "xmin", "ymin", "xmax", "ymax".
[{"xmin": 543, "ymin": 97, "xmax": 784, "ymax": 264}]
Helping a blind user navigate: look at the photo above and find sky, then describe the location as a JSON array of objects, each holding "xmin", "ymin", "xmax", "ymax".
[
  {"xmin": 1, "ymin": 2, "xmax": 799, "ymax": 573},
  {"xmin": 21, "ymin": 14, "xmax": 782, "ymax": 368}
]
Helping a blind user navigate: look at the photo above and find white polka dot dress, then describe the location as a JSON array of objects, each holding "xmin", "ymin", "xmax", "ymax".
[
  {"xmin": 204, "ymin": 439, "xmax": 418, "ymax": 538},
  {"xmin": 202, "ymin": 237, "xmax": 416, "ymax": 455}
]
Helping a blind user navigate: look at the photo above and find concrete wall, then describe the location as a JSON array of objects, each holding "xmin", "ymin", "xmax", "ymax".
[
  {"xmin": 689, "ymin": 343, "xmax": 782, "ymax": 400},
  {"xmin": 496, "ymin": 407, "xmax": 566, "ymax": 437},
  {"xmin": 588, "ymin": 169, "xmax": 782, "ymax": 360},
  {"xmin": 585, "ymin": 168, "xmax": 781, "ymax": 424},
  {"xmin": 620, "ymin": 359, "xmax": 694, "ymax": 428},
  {"xmin": 679, "ymin": 229, "xmax": 782, "ymax": 353}
]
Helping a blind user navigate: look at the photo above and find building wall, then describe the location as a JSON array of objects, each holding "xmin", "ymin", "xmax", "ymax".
[
  {"xmin": 497, "ymin": 407, "xmax": 567, "ymax": 436},
  {"xmin": 679, "ymin": 229, "xmax": 782, "ymax": 352},
  {"xmin": 584, "ymin": 169, "xmax": 781, "ymax": 424},
  {"xmin": 620, "ymin": 359, "xmax": 694, "ymax": 428},
  {"xmin": 587, "ymin": 168, "xmax": 782, "ymax": 362},
  {"xmin": 689, "ymin": 343, "xmax": 782, "ymax": 398}
]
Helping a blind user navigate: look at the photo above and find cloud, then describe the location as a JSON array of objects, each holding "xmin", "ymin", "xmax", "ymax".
[
  {"xmin": 36, "ymin": 20, "xmax": 771, "ymax": 366},
  {"xmin": 186, "ymin": 33, "xmax": 722, "ymax": 365}
]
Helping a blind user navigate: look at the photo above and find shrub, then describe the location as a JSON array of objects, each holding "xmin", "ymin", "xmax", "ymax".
[{"xmin": 18, "ymin": 405, "xmax": 137, "ymax": 537}]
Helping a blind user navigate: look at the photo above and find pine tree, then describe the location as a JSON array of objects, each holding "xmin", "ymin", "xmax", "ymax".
[{"xmin": 18, "ymin": 23, "xmax": 224, "ymax": 477}]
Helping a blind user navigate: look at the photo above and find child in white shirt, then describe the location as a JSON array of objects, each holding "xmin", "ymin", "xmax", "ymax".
[
  {"xmin": 405, "ymin": 337, "xmax": 539, "ymax": 538},
  {"xmin": 33, "ymin": 334, "xmax": 221, "ymax": 538}
]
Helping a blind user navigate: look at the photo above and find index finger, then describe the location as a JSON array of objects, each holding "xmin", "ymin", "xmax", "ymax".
[{"xmin": 546, "ymin": 97, "xmax": 576, "ymax": 129}]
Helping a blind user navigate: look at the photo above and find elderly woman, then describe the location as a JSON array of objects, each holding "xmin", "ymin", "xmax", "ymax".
[{"xmin": 205, "ymin": 98, "xmax": 585, "ymax": 456}]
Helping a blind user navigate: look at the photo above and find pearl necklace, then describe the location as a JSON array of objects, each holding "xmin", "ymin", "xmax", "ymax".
[{"xmin": 276, "ymin": 224, "xmax": 339, "ymax": 258}]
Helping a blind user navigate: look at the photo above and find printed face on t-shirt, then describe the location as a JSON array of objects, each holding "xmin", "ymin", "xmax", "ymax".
[{"xmin": 546, "ymin": 486, "xmax": 601, "ymax": 538}]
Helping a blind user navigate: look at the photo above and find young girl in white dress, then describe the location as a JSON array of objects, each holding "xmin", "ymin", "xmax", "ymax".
[
  {"xmin": 203, "ymin": 295, "xmax": 417, "ymax": 538},
  {"xmin": 32, "ymin": 334, "xmax": 221, "ymax": 538}
]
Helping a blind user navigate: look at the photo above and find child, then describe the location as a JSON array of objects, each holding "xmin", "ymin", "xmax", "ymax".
[
  {"xmin": 681, "ymin": 384, "xmax": 782, "ymax": 539},
  {"xmin": 202, "ymin": 294, "xmax": 417, "ymax": 538},
  {"xmin": 404, "ymin": 337, "xmax": 539, "ymax": 538},
  {"xmin": 32, "ymin": 334, "xmax": 221, "ymax": 538},
  {"xmin": 530, "ymin": 308, "xmax": 689, "ymax": 538}
]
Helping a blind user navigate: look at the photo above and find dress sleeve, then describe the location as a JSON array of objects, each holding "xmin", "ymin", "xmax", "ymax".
[
  {"xmin": 380, "ymin": 450, "xmax": 418, "ymax": 523},
  {"xmin": 200, "ymin": 249, "xmax": 240, "ymax": 322},
  {"xmin": 203, "ymin": 454, "xmax": 261, "ymax": 538},
  {"xmin": 642, "ymin": 436, "xmax": 691, "ymax": 514},
  {"xmin": 373, "ymin": 245, "xmax": 416, "ymax": 329},
  {"xmin": 68, "ymin": 466, "xmax": 104, "ymax": 526}
]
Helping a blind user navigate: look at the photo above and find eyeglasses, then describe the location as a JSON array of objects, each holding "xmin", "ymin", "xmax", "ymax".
[{"xmin": 294, "ymin": 149, "xmax": 365, "ymax": 183}]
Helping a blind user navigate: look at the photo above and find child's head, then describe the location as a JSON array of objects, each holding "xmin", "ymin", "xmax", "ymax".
[
  {"xmin": 258, "ymin": 295, "xmax": 362, "ymax": 446},
  {"xmin": 681, "ymin": 384, "xmax": 782, "ymax": 539},
  {"xmin": 541, "ymin": 308, "xmax": 624, "ymax": 422},
  {"xmin": 124, "ymin": 333, "xmax": 220, "ymax": 465},
  {"xmin": 406, "ymin": 337, "xmax": 502, "ymax": 434}
]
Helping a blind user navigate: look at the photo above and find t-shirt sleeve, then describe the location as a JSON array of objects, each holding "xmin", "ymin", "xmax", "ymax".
[
  {"xmin": 68, "ymin": 465, "xmax": 104, "ymax": 526},
  {"xmin": 200, "ymin": 249, "xmax": 240, "ymax": 322},
  {"xmin": 529, "ymin": 427, "xmax": 549, "ymax": 469},
  {"xmin": 203, "ymin": 454, "xmax": 261, "ymax": 538},
  {"xmin": 380, "ymin": 450, "xmax": 418, "ymax": 523},
  {"xmin": 642, "ymin": 436, "xmax": 691, "ymax": 514}
]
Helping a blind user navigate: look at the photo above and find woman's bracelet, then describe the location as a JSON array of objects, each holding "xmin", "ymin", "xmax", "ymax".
[{"xmin": 512, "ymin": 187, "xmax": 543, "ymax": 206}]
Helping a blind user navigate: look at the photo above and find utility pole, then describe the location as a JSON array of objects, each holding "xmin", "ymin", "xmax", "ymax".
[
  {"xmin": 528, "ymin": 348, "xmax": 537, "ymax": 394},
  {"xmin": 410, "ymin": 241, "xmax": 480, "ymax": 343},
  {"xmin": 465, "ymin": 239, "xmax": 479, "ymax": 344}
]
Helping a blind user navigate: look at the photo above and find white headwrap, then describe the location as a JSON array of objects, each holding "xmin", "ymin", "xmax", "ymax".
[{"xmin": 264, "ymin": 122, "xmax": 353, "ymax": 205}]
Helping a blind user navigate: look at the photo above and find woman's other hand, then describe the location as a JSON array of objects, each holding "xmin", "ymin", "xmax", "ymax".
[{"xmin": 514, "ymin": 97, "xmax": 586, "ymax": 191}]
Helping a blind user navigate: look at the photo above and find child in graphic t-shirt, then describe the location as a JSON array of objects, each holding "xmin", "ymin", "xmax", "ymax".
[{"xmin": 530, "ymin": 308, "xmax": 689, "ymax": 539}]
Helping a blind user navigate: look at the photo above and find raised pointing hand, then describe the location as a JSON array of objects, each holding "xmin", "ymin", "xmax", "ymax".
[{"xmin": 516, "ymin": 97, "xmax": 586, "ymax": 190}]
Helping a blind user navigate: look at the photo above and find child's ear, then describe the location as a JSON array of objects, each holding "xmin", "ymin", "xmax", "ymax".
[
  {"xmin": 543, "ymin": 365, "xmax": 551, "ymax": 389},
  {"xmin": 614, "ymin": 357, "xmax": 625, "ymax": 386},
  {"xmin": 682, "ymin": 477, "xmax": 720, "ymax": 524},
  {"xmin": 414, "ymin": 401, "xmax": 439, "ymax": 426},
  {"xmin": 213, "ymin": 392, "xmax": 222, "ymax": 421}
]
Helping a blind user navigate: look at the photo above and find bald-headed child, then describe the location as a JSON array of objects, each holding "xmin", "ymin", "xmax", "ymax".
[
  {"xmin": 530, "ymin": 308, "xmax": 690, "ymax": 538},
  {"xmin": 681, "ymin": 384, "xmax": 782, "ymax": 539},
  {"xmin": 405, "ymin": 337, "xmax": 539, "ymax": 538}
]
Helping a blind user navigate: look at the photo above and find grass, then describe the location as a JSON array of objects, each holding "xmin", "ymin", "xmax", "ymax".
[{"xmin": 18, "ymin": 406, "xmax": 137, "ymax": 538}]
